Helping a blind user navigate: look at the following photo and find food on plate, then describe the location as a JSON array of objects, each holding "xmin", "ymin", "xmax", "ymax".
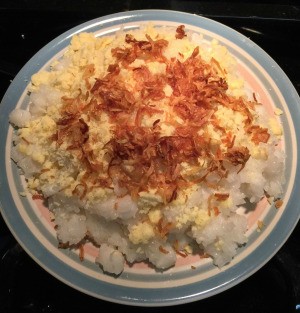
[{"xmin": 9, "ymin": 24, "xmax": 285, "ymax": 275}]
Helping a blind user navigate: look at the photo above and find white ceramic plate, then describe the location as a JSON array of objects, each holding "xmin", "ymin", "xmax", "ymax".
[{"xmin": 1, "ymin": 10, "xmax": 300, "ymax": 306}]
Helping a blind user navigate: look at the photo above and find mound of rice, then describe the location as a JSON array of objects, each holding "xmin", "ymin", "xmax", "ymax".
[{"xmin": 9, "ymin": 24, "xmax": 285, "ymax": 275}]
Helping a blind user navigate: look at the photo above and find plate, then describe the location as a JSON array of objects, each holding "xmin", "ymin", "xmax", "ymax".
[{"xmin": 1, "ymin": 10, "xmax": 300, "ymax": 306}]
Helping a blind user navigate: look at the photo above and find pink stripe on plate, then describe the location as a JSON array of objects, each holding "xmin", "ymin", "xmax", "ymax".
[{"xmin": 238, "ymin": 62, "xmax": 275, "ymax": 116}]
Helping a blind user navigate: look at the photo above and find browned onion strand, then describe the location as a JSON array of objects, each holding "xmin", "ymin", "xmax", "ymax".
[{"xmin": 52, "ymin": 26, "xmax": 270, "ymax": 203}]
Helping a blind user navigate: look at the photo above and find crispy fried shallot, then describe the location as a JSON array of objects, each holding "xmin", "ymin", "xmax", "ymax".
[
  {"xmin": 51, "ymin": 27, "xmax": 269, "ymax": 203},
  {"xmin": 175, "ymin": 25, "xmax": 187, "ymax": 39}
]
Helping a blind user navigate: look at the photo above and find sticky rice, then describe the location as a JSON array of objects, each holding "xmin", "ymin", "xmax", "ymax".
[{"xmin": 9, "ymin": 24, "xmax": 285, "ymax": 275}]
